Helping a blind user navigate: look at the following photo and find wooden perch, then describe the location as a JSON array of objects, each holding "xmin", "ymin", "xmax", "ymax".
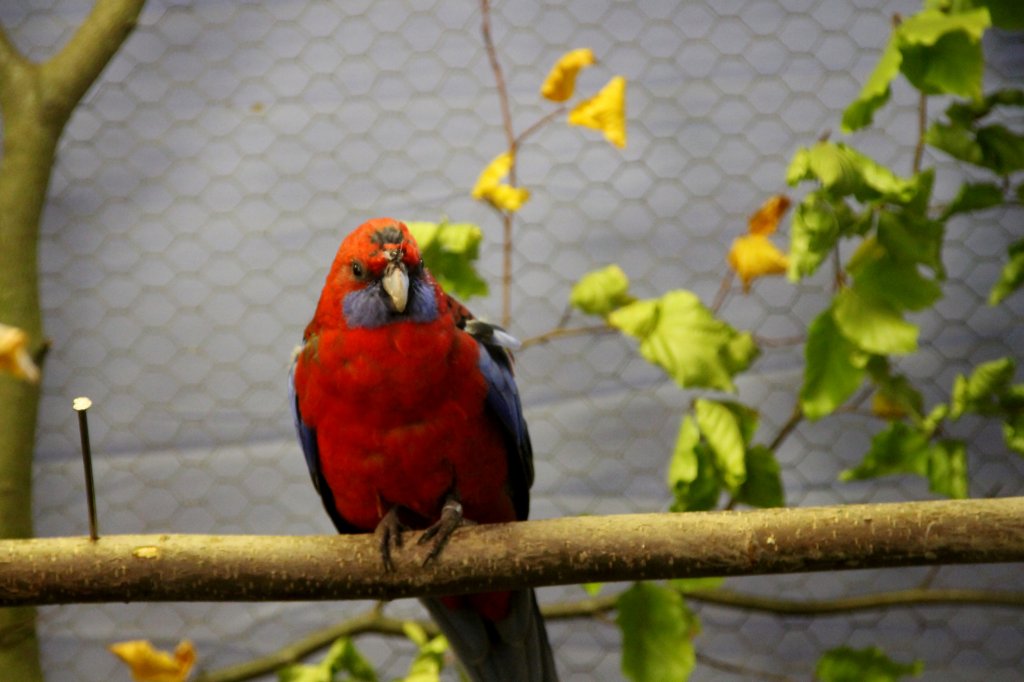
[{"xmin": 1, "ymin": 498, "xmax": 1022, "ymax": 606}]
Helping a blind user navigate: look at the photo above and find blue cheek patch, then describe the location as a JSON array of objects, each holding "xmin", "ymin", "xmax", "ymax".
[{"xmin": 342, "ymin": 278, "xmax": 439, "ymax": 329}]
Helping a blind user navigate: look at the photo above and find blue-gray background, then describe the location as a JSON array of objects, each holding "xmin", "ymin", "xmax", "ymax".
[{"xmin": 2, "ymin": 0, "xmax": 1023, "ymax": 679}]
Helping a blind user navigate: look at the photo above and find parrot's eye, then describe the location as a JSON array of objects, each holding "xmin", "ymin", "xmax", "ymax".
[{"xmin": 351, "ymin": 261, "xmax": 365, "ymax": 279}]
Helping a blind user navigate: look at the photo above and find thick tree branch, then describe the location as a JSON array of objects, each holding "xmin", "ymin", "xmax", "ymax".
[
  {"xmin": 38, "ymin": 0, "xmax": 146, "ymax": 129},
  {"xmin": 0, "ymin": 3, "xmax": 146, "ymax": 680},
  {"xmin": 1, "ymin": 499, "xmax": 1022, "ymax": 607}
]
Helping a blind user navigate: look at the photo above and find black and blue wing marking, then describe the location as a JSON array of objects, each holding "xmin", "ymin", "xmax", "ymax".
[{"xmin": 464, "ymin": 320, "xmax": 534, "ymax": 522}]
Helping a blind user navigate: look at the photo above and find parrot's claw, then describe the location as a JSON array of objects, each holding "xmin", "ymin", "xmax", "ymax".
[
  {"xmin": 418, "ymin": 498, "xmax": 470, "ymax": 565},
  {"xmin": 375, "ymin": 507, "xmax": 406, "ymax": 572}
]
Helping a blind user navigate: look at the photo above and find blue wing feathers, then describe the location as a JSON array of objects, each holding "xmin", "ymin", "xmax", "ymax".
[{"xmin": 474, "ymin": 336, "xmax": 534, "ymax": 521}]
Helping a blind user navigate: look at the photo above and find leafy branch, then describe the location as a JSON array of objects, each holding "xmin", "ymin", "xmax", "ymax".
[{"xmin": 194, "ymin": 585, "xmax": 1024, "ymax": 682}]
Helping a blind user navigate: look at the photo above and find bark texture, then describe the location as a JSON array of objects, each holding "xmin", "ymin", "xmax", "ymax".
[
  {"xmin": 0, "ymin": 2, "xmax": 146, "ymax": 677},
  {"xmin": 1, "ymin": 499, "xmax": 1022, "ymax": 606}
]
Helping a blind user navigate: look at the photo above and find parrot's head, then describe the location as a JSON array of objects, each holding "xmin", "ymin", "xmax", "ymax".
[{"xmin": 317, "ymin": 218, "xmax": 439, "ymax": 330}]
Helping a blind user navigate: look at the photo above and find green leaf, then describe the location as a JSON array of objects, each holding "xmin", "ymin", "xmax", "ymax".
[
  {"xmin": 669, "ymin": 442, "xmax": 723, "ymax": 512},
  {"xmin": 608, "ymin": 290, "xmax": 758, "ymax": 392},
  {"xmin": 989, "ymin": 240, "xmax": 1024, "ymax": 305},
  {"xmin": 875, "ymin": 210, "xmax": 945, "ymax": 275},
  {"xmin": 897, "ymin": 8, "xmax": 989, "ymax": 100},
  {"xmin": 976, "ymin": 124, "xmax": 1024, "ymax": 175},
  {"xmin": 833, "ymin": 287, "xmax": 918, "ymax": 355},
  {"xmin": 850, "ymin": 250, "xmax": 943, "ymax": 312},
  {"xmin": 786, "ymin": 143, "xmax": 918, "ymax": 203},
  {"xmin": 853, "ymin": 154, "xmax": 920, "ymax": 204},
  {"xmin": 922, "ymin": 403, "xmax": 949, "ymax": 437},
  {"xmin": 668, "ymin": 416, "xmax": 722, "ymax": 512},
  {"xmin": 669, "ymin": 576, "xmax": 725, "ymax": 593},
  {"xmin": 943, "ymin": 182, "xmax": 1004, "ymax": 218},
  {"xmin": 787, "ymin": 193, "xmax": 842, "ymax": 280},
  {"xmin": 928, "ymin": 116, "xmax": 1024, "ymax": 177},
  {"xmin": 841, "ymin": 421, "xmax": 931, "ymax": 482},
  {"xmin": 667, "ymin": 416, "xmax": 701, "ymax": 488},
  {"xmin": 406, "ymin": 220, "xmax": 488, "ymax": 300},
  {"xmin": 867, "ymin": 357, "xmax": 925, "ymax": 420},
  {"xmin": 946, "ymin": 88, "xmax": 1024, "ymax": 125},
  {"xmin": 842, "ymin": 425, "xmax": 966, "ymax": 498},
  {"xmin": 926, "ymin": 120, "xmax": 984, "ymax": 165},
  {"xmin": 949, "ymin": 357, "xmax": 1016, "ymax": 418},
  {"xmin": 1003, "ymin": 413, "xmax": 1024, "ymax": 455},
  {"xmin": 279, "ymin": 637, "xmax": 378, "ymax": 682},
  {"xmin": 801, "ymin": 309, "xmax": 867, "ymax": 419},
  {"xmin": 978, "ymin": 0, "xmax": 1024, "ymax": 29},
  {"xmin": 928, "ymin": 440, "xmax": 968, "ymax": 499},
  {"xmin": 695, "ymin": 399, "xmax": 748, "ymax": 491},
  {"xmin": 570, "ymin": 264, "xmax": 634, "ymax": 317},
  {"xmin": 736, "ymin": 445, "xmax": 785, "ymax": 508},
  {"xmin": 817, "ymin": 645, "xmax": 923, "ymax": 682},
  {"xmin": 807, "ymin": 142, "xmax": 862, "ymax": 195},
  {"xmin": 898, "ymin": 7, "xmax": 989, "ymax": 46},
  {"xmin": 582, "ymin": 582, "xmax": 604, "ymax": 596},
  {"xmin": 617, "ymin": 583, "xmax": 697, "ymax": 682},
  {"xmin": 397, "ymin": 623, "xmax": 449, "ymax": 682},
  {"xmin": 903, "ymin": 168, "xmax": 936, "ymax": 216},
  {"xmin": 842, "ymin": 36, "xmax": 902, "ymax": 133}
]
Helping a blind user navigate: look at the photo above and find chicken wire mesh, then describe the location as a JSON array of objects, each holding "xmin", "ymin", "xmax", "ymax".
[{"xmin": 2, "ymin": 0, "xmax": 1023, "ymax": 679}]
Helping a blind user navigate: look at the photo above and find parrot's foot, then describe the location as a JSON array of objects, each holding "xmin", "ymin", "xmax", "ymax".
[
  {"xmin": 375, "ymin": 507, "xmax": 407, "ymax": 572},
  {"xmin": 418, "ymin": 497, "xmax": 469, "ymax": 565}
]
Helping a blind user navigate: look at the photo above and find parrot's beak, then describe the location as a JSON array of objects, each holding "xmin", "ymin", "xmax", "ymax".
[{"xmin": 382, "ymin": 261, "xmax": 409, "ymax": 313}]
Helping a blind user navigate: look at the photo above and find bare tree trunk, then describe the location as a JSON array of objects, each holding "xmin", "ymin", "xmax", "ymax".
[{"xmin": 0, "ymin": 2, "xmax": 146, "ymax": 677}]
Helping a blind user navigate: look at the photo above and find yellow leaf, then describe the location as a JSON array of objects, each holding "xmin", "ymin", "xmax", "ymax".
[
  {"xmin": 0, "ymin": 323, "xmax": 40, "ymax": 383},
  {"xmin": 471, "ymin": 151, "xmax": 512, "ymax": 199},
  {"xmin": 485, "ymin": 184, "xmax": 531, "ymax": 212},
  {"xmin": 540, "ymin": 48, "xmax": 595, "ymax": 102},
  {"xmin": 747, "ymin": 195, "xmax": 791, "ymax": 236},
  {"xmin": 471, "ymin": 151, "xmax": 530, "ymax": 212},
  {"xmin": 568, "ymin": 76, "xmax": 627, "ymax": 148},
  {"xmin": 109, "ymin": 640, "xmax": 196, "ymax": 682},
  {"xmin": 727, "ymin": 234, "xmax": 789, "ymax": 292}
]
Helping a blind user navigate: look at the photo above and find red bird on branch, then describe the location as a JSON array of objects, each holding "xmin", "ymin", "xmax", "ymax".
[{"xmin": 289, "ymin": 218, "xmax": 557, "ymax": 681}]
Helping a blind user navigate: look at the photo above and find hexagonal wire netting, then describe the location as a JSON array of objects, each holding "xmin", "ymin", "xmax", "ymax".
[{"xmin": 3, "ymin": 0, "xmax": 1023, "ymax": 680}]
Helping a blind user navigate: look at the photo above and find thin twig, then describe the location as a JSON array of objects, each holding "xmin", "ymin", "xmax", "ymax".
[
  {"xmin": 515, "ymin": 106, "xmax": 567, "ymax": 150},
  {"xmin": 768, "ymin": 405, "xmax": 804, "ymax": 452},
  {"xmin": 478, "ymin": 0, "xmax": 515, "ymax": 156},
  {"xmin": 686, "ymin": 587, "xmax": 1024, "ymax": 614},
  {"xmin": 831, "ymin": 243, "xmax": 845, "ymax": 292},
  {"xmin": 196, "ymin": 587, "xmax": 1024, "ymax": 682},
  {"xmin": 913, "ymin": 90, "xmax": 927, "ymax": 175},
  {"xmin": 501, "ymin": 211, "xmax": 513, "ymax": 328},
  {"xmin": 479, "ymin": 0, "xmax": 518, "ymax": 328},
  {"xmin": 193, "ymin": 610, "xmax": 435, "ymax": 682},
  {"xmin": 696, "ymin": 652, "xmax": 795, "ymax": 682},
  {"xmin": 520, "ymin": 323, "xmax": 616, "ymax": 349},
  {"xmin": 711, "ymin": 271, "xmax": 734, "ymax": 314},
  {"xmin": 554, "ymin": 303, "xmax": 573, "ymax": 329}
]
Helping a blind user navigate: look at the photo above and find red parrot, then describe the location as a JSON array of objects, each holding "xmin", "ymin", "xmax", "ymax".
[{"xmin": 289, "ymin": 218, "xmax": 558, "ymax": 681}]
